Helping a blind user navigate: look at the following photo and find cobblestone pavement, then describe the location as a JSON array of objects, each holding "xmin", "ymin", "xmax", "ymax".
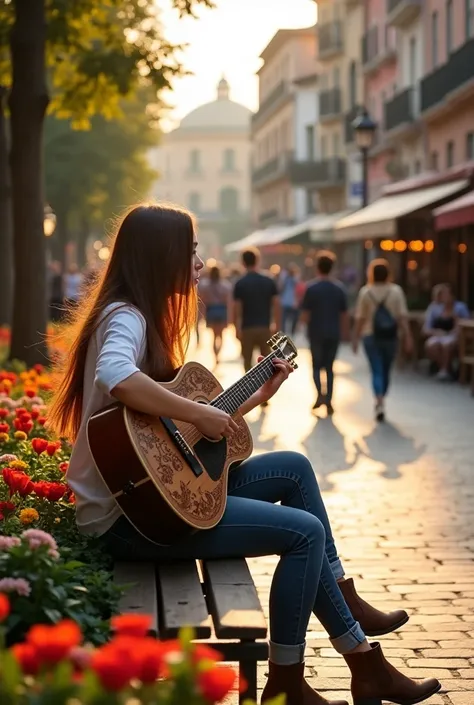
[{"xmin": 192, "ymin": 327, "xmax": 474, "ymax": 705}]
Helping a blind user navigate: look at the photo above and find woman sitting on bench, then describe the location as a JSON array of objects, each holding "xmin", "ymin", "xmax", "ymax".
[{"xmin": 49, "ymin": 204, "xmax": 441, "ymax": 705}]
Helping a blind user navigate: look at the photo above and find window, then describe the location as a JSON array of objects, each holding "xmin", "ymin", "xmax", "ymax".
[
  {"xmin": 446, "ymin": 0, "xmax": 453, "ymax": 56},
  {"xmin": 349, "ymin": 61, "xmax": 357, "ymax": 108},
  {"xmin": 333, "ymin": 66, "xmax": 340, "ymax": 87},
  {"xmin": 409, "ymin": 37, "xmax": 417, "ymax": 85},
  {"xmin": 220, "ymin": 187, "xmax": 239, "ymax": 214},
  {"xmin": 467, "ymin": 0, "xmax": 474, "ymax": 39},
  {"xmin": 431, "ymin": 151, "xmax": 439, "ymax": 170},
  {"xmin": 321, "ymin": 135, "xmax": 327, "ymax": 159},
  {"xmin": 414, "ymin": 160, "xmax": 421, "ymax": 175},
  {"xmin": 431, "ymin": 12, "xmax": 439, "ymax": 68},
  {"xmin": 222, "ymin": 148, "xmax": 235, "ymax": 171},
  {"xmin": 305, "ymin": 125, "xmax": 315, "ymax": 160},
  {"xmin": 467, "ymin": 132, "xmax": 474, "ymax": 160},
  {"xmin": 189, "ymin": 149, "xmax": 201, "ymax": 173},
  {"xmin": 188, "ymin": 192, "xmax": 200, "ymax": 212},
  {"xmin": 446, "ymin": 141, "xmax": 455, "ymax": 168},
  {"xmin": 332, "ymin": 133, "xmax": 340, "ymax": 157}
]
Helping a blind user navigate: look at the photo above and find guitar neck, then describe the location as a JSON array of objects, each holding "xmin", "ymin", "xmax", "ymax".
[{"xmin": 210, "ymin": 350, "xmax": 285, "ymax": 415}]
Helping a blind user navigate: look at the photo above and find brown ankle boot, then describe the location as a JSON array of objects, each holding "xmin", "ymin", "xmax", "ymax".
[
  {"xmin": 338, "ymin": 578, "xmax": 409, "ymax": 636},
  {"xmin": 261, "ymin": 661, "xmax": 348, "ymax": 705},
  {"xmin": 344, "ymin": 642, "xmax": 441, "ymax": 705}
]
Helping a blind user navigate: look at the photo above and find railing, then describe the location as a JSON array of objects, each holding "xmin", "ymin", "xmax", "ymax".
[
  {"xmin": 318, "ymin": 21, "xmax": 344, "ymax": 57},
  {"xmin": 320, "ymin": 88, "xmax": 342, "ymax": 119},
  {"xmin": 384, "ymin": 87, "xmax": 414, "ymax": 131},
  {"xmin": 251, "ymin": 81, "xmax": 288, "ymax": 127},
  {"xmin": 421, "ymin": 38, "xmax": 474, "ymax": 113},
  {"xmin": 288, "ymin": 157, "xmax": 346, "ymax": 186}
]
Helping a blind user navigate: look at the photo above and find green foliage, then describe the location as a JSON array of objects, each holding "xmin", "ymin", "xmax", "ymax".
[{"xmin": 44, "ymin": 89, "xmax": 159, "ymax": 230}]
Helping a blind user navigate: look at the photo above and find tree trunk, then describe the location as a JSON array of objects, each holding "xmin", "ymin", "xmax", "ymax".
[
  {"xmin": 0, "ymin": 87, "xmax": 14, "ymax": 327},
  {"xmin": 8, "ymin": 0, "xmax": 49, "ymax": 365}
]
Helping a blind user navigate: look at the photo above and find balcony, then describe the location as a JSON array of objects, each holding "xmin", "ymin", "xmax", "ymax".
[
  {"xmin": 384, "ymin": 87, "xmax": 414, "ymax": 132},
  {"xmin": 289, "ymin": 157, "xmax": 346, "ymax": 188},
  {"xmin": 387, "ymin": 0, "xmax": 421, "ymax": 27},
  {"xmin": 344, "ymin": 105, "xmax": 363, "ymax": 143},
  {"xmin": 252, "ymin": 153, "xmax": 346, "ymax": 189},
  {"xmin": 362, "ymin": 25, "xmax": 397, "ymax": 75},
  {"xmin": 251, "ymin": 81, "xmax": 290, "ymax": 130},
  {"xmin": 421, "ymin": 38, "xmax": 474, "ymax": 114},
  {"xmin": 318, "ymin": 21, "xmax": 344, "ymax": 59},
  {"xmin": 319, "ymin": 88, "xmax": 342, "ymax": 121}
]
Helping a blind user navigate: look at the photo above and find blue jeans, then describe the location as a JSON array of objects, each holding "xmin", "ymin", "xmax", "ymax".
[
  {"xmin": 101, "ymin": 451, "xmax": 365, "ymax": 663},
  {"xmin": 363, "ymin": 335, "xmax": 398, "ymax": 397},
  {"xmin": 282, "ymin": 306, "xmax": 299, "ymax": 335}
]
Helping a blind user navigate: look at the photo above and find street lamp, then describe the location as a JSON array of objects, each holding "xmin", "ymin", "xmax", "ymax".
[
  {"xmin": 43, "ymin": 205, "xmax": 57, "ymax": 237},
  {"xmin": 352, "ymin": 110, "xmax": 377, "ymax": 208}
]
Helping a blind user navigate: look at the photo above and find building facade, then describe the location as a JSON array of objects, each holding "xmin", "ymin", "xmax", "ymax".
[
  {"xmin": 150, "ymin": 79, "xmax": 252, "ymax": 258},
  {"xmin": 251, "ymin": 27, "xmax": 319, "ymax": 227}
]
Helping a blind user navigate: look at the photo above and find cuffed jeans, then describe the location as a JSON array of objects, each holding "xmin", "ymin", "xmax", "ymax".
[
  {"xmin": 363, "ymin": 335, "xmax": 398, "ymax": 397},
  {"xmin": 310, "ymin": 338, "xmax": 340, "ymax": 403},
  {"xmin": 101, "ymin": 451, "xmax": 365, "ymax": 663}
]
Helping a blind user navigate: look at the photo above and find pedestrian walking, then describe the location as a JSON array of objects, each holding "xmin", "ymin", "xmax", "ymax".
[
  {"xmin": 352, "ymin": 259, "xmax": 413, "ymax": 422},
  {"xmin": 279, "ymin": 263, "xmax": 301, "ymax": 336},
  {"xmin": 301, "ymin": 251, "xmax": 348, "ymax": 415},
  {"xmin": 232, "ymin": 247, "xmax": 280, "ymax": 373},
  {"xmin": 63, "ymin": 263, "xmax": 84, "ymax": 310},
  {"xmin": 199, "ymin": 265, "xmax": 231, "ymax": 366}
]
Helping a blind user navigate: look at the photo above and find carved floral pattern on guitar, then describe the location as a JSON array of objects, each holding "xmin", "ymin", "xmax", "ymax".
[{"xmin": 171, "ymin": 365, "xmax": 217, "ymax": 399}]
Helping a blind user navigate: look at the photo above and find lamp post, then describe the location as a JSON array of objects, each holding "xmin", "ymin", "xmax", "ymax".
[
  {"xmin": 43, "ymin": 205, "xmax": 56, "ymax": 264},
  {"xmin": 352, "ymin": 110, "xmax": 377, "ymax": 208}
]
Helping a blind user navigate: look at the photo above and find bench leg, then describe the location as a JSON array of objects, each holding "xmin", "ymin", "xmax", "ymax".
[{"xmin": 239, "ymin": 659, "xmax": 258, "ymax": 704}]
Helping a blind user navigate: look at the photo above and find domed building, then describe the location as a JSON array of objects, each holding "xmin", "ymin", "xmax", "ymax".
[{"xmin": 150, "ymin": 78, "xmax": 252, "ymax": 258}]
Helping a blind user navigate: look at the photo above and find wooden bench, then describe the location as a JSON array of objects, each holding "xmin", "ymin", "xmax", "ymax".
[{"xmin": 114, "ymin": 558, "xmax": 268, "ymax": 702}]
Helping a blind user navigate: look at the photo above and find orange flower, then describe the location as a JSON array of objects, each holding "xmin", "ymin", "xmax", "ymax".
[
  {"xmin": 27, "ymin": 620, "xmax": 82, "ymax": 665},
  {"xmin": 111, "ymin": 614, "xmax": 152, "ymax": 638},
  {"xmin": 11, "ymin": 643, "xmax": 40, "ymax": 675},
  {"xmin": 0, "ymin": 593, "xmax": 10, "ymax": 621},
  {"xmin": 198, "ymin": 665, "xmax": 237, "ymax": 702},
  {"xmin": 91, "ymin": 643, "xmax": 137, "ymax": 691}
]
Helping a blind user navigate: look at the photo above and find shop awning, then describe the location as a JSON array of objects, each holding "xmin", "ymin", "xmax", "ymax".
[
  {"xmin": 334, "ymin": 179, "xmax": 469, "ymax": 242},
  {"xmin": 434, "ymin": 190, "xmax": 474, "ymax": 230},
  {"xmin": 308, "ymin": 211, "xmax": 352, "ymax": 242},
  {"xmin": 224, "ymin": 225, "xmax": 290, "ymax": 253}
]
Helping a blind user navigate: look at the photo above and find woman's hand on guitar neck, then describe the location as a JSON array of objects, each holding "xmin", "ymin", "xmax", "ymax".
[{"xmin": 192, "ymin": 404, "xmax": 239, "ymax": 441}]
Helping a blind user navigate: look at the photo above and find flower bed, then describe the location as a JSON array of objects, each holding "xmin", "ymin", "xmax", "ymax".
[
  {"xmin": 0, "ymin": 596, "xmax": 242, "ymax": 704},
  {"xmin": 0, "ymin": 363, "xmax": 121, "ymax": 645}
]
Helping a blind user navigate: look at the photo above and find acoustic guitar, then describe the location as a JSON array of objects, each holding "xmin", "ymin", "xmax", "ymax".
[{"xmin": 87, "ymin": 332, "xmax": 297, "ymax": 546}]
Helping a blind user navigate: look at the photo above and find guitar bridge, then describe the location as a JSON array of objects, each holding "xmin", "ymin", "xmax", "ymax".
[{"xmin": 160, "ymin": 417, "xmax": 203, "ymax": 478}]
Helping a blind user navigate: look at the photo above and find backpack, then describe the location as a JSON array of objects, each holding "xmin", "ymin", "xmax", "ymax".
[{"xmin": 370, "ymin": 290, "xmax": 398, "ymax": 340}]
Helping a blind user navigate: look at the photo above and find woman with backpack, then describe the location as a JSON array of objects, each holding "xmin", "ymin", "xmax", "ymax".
[{"xmin": 352, "ymin": 259, "xmax": 412, "ymax": 422}]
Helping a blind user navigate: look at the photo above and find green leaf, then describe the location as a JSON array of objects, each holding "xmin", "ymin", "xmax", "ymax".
[
  {"xmin": 0, "ymin": 651, "xmax": 21, "ymax": 692},
  {"xmin": 44, "ymin": 608, "xmax": 62, "ymax": 623},
  {"xmin": 179, "ymin": 626, "xmax": 195, "ymax": 651}
]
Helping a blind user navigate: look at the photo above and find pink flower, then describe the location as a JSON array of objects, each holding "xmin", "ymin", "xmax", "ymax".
[
  {"xmin": 0, "ymin": 577, "xmax": 31, "ymax": 596},
  {"xmin": 0, "ymin": 536, "xmax": 21, "ymax": 551},
  {"xmin": 0, "ymin": 454, "xmax": 18, "ymax": 464},
  {"xmin": 21, "ymin": 529, "xmax": 59, "ymax": 556}
]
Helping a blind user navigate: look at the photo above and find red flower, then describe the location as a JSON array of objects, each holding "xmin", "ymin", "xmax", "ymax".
[
  {"xmin": 0, "ymin": 593, "xmax": 10, "ymax": 621},
  {"xmin": 198, "ymin": 665, "xmax": 237, "ymax": 702},
  {"xmin": 111, "ymin": 614, "xmax": 152, "ymax": 638},
  {"xmin": 31, "ymin": 437, "xmax": 48, "ymax": 455},
  {"xmin": 59, "ymin": 461, "xmax": 69, "ymax": 473},
  {"xmin": 38, "ymin": 416, "xmax": 47, "ymax": 426},
  {"xmin": 32, "ymin": 481, "xmax": 49, "ymax": 499},
  {"xmin": 27, "ymin": 620, "xmax": 82, "ymax": 665},
  {"xmin": 0, "ymin": 500, "xmax": 16, "ymax": 520},
  {"xmin": 12, "ymin": 643, "xmax": 40, "ymax": 675},
  {"xmin": 0, "ymin": 423, "xmax": 9, "ymax": 433},
  {"xmin": 46, "ymin": 441, "xmax": 60, "ymax": 456},
  {"xmin": 25, "ymin": 389, "xmax": 36, "ymax": 399},
  {"xmin": 2, "ymin": 469, "xmax": 33, "ymax": 498},
  {"xmin": 15, "ymin": 408, "xmax": 28, "ymax": 417},
  {"xmin": 33, "ymin": 364, "xmax": 44, "ymax": 374},
  {"xmin": 135, "ymin": 638, "xmax": 164, "ymax": 684},
  {"xmin": 30, "ymin": 408, "xmax": 39, "ymax": 420},
  {"xmin": 33, "ymin": 480, "xmax": 66, "ymax": 502},
  {"xmin": 91, "ymin": 643, "xmax": 137, "ymax": 691},
  {"xmin": 194, "ymin": 643, "xmax": 224, "ymax": 663},
  {"xmin": 0, "ymin": 408, "xmax": 9, "ymax": 418}
]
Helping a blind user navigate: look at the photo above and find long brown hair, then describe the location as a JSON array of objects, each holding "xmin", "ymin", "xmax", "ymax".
[{"xmin": 49, "ymin": 203, "xmax": 197, "ymax": 442}]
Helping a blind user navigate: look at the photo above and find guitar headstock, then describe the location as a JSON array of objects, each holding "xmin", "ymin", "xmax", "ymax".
[{"xmin": 267, "ymin": 331, "xmax": 298, "ymax": 369}]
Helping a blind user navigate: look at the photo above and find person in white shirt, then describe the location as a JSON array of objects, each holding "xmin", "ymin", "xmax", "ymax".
[{"xmin": 48, "ymin": 204, "xmax": 440, "ymax": 705}]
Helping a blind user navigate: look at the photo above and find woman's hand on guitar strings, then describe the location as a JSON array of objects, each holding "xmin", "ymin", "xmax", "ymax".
[
  {"xmin": 256, "ymin": 356, "xmax": 294, "ymax": 403},
  {"xmin": 192, "ymin": 403, "xmax": 239, "ymax": 441}
]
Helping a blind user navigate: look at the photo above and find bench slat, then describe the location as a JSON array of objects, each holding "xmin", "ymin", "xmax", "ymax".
[
  {"xmin": 202, "ymin": 559, "xmax": 267, "ymax": 640},
  {"xmin": 157, "ymin": 561, "xmax": 212, "ymax": 639},
  {"xmin": 114, "ymin": 562, "xmax": 158, "ymax": 636}
]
